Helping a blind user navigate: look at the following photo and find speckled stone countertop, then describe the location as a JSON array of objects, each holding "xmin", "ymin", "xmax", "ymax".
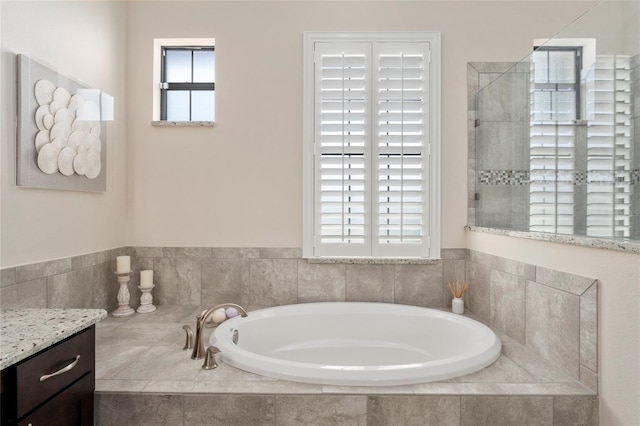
[
  {"xmin": 466, "ymin": 225, "xmax": 640, "ymax": 254},
  {"xmin": 0, "ymin": 309, "xmax": 107, "ymax": 370}
]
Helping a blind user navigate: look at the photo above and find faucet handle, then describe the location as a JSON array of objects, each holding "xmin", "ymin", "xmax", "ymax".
[
  {"xmin": 182, "ymin": 325, "xmax": 194, "ymax": 350},
  {"xmin": 202, "ymin": 346, "xmax": 221, "ymax": 370}
]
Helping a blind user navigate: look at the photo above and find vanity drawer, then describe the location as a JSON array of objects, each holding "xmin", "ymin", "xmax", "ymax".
[{"xmin": 15, "ymin": 326, "xmax": 95, "ymax": 419}]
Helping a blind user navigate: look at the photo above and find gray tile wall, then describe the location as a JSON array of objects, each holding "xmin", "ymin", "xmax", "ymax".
[
  {"xmin": 129, "ymin": 247, "xmax": 466, "ymax": 309},
  {"xmin": 95, "ymin": 393, "xmax": 598, "ymax": 425},
  {"xmin": 0, "ymin": 248, "xmax": 130, "ymax": 311},
  {"xmin": 0, "ymin": 248, "xmax": 466, "ymax": 311},
  {"xmin": 466, "ymin": 249, "xmax": 599, "ymax": 392}
]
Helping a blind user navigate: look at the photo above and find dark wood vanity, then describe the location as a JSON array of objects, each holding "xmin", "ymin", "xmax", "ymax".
[{"xmin": 1, "ymin": 326, "xmax": 96, "ymax": 426}]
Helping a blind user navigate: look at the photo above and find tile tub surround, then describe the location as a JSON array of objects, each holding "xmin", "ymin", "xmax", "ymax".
[
  {"xmin": 0, "ymin": 308, "xmax": 107, "ymax": 369},
  {"xmin": 0, "ymin": 247, "xmax": 131, "ymax": 311},
  {"xmin": 466, "ymin": 249, "xmax": 599, "ymax": 392},
  {"xmin": 1, "ymin": 246, "xmax": 598, "ymax": 393},
  {"xmin": 127, "ymin": 247, "xmax": 467, "ymax": 308},
  {"xmin": 0, "ymin": 247, "xmax": 466, "ymax": 312},
  {"xmin": 94, "ymin": 305, "xmax": 597, "ymax": 426},
  {"xmin": 1, "ymin": 248, "xmax": 599, "ymax": 423}
]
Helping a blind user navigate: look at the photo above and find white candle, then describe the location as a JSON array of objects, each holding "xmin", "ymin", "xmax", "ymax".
[
  {"xmin": 140, "ymin": 270, "xmax": 154, "ymax": 288},
  {"xmin": 116, "ymin": 255, "xmax": 131, "ymax": 273}
]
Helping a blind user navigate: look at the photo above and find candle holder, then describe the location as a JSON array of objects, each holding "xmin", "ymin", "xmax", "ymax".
[
  {"xmin": 112, "ymin": 271, "xmax": 135, "ymax": 317},
  {"xmin": 137, "ymin": 285, "xmax": 157, "ymax": 314}
]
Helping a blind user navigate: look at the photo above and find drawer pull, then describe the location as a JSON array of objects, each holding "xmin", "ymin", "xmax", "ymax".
[{"xmin": 39, "ymin": 355, "xmax": 81, "ymax": 382}]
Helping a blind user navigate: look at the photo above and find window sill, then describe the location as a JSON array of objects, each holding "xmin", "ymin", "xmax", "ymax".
[
  {"xmin": 465, "ymin": 225, "xmax": 640, "ymax": 254},
  {"xmin": 151, "ymin": 121, "xmax": 214, "ymax": 127},
  {"xmin": 306, "ymin": 257, "xmax": 439, "ymax": 265}
]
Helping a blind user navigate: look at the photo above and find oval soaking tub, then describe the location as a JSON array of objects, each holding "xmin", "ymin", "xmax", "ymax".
[{"xmin": 210, "ymin": 302, "xmax": 501, "ymax": 386}]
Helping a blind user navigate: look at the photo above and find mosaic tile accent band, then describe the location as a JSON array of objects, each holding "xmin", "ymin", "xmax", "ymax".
[
  {"xmin": 479, "ymin": 170, "xmax": 640, "ymax": 185},
  {"xmin": 478, "ymin": 170, "xmax": 529, "ymax": 185}
]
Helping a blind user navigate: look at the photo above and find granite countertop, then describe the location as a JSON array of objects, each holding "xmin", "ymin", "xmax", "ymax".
[
  {"xmin": 0, "ymin": 308, "xmax": 107, "ymax": 370},
  {"xmin": 466, "ymin": 225, "xmax": 640, "ymax": 254}
]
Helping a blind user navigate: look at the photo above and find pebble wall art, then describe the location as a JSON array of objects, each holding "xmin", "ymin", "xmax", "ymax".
[
  {"xmin": 16, "ymin": 54, "xmax": 112, "ymax": 192},
  {"xmin": 33, "ymin": 80, "xmax": 102, "ymax": 179}
]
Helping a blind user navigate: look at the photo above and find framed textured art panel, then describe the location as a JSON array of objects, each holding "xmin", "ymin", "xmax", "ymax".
[{"xmin": 16, "ymin": 54, "xmax": 113, "ymax": 192}]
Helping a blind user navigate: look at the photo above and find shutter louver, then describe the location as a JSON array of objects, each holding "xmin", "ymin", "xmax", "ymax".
[
  {"xmin": 314, "ymin": 43, "xmax": 372, "ymax": 257},
  {"xmin": 373, "ymin": 43, "xmax": 430, "ymax": 257}
]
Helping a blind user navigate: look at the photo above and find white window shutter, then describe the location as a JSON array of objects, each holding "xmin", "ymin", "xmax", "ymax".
[
  {"xmin": 314, "ymin": 43, "xmax": 372, "ymax": 257},
  {"xmin": 305, "ymin": 34, "xmax": 439, "ymax": 260},
  {"xmin": 585, "ymin": 55, "xmax": 632, "ymax": 238},
  {"xmin": 372, "ymin": 43, "xmax": 431, "ymax": 257}
]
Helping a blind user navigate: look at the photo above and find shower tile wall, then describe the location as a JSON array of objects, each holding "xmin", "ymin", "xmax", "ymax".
[{"xmin": 468, "ymin": 62, "xmax": 531, "ymax": 231}]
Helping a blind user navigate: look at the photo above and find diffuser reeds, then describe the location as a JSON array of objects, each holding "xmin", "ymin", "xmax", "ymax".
[{"xmin": 447, "ymin": 281, "xmax": 468, "ymax": 299}]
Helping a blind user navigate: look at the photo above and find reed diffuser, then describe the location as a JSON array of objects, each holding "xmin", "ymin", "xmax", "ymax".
[{"xmin": 447, "ymin": 281, "xmax": 468, "ymax": 314}]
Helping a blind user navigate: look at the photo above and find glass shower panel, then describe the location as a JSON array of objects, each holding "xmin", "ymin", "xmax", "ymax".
[
  {"xmin": 476, "ymin": 64, "xmax": 531, "ymax": 231},
  {"xmin": 474, "ymin": 0, "xmax": 639, "ymax": 242}
]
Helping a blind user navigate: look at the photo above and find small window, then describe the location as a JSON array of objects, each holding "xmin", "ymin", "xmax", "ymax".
[
  {"xmin": 152, "ymin": 38, "xmax": 215, "ymax": 125},
  {"xmin": 160, "ymin": 46, "xmax": 215, "ymax": 122}
]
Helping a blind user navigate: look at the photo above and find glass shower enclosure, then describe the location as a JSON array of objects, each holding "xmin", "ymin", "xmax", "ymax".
[{"xmin": 474, "ymin": 0, "xmax": 640, "ymax": 241}]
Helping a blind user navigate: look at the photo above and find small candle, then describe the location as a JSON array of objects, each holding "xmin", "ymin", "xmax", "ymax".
[
  {"xmin": 116, "ymin": 256, "xmax": 131, "ymax": 273},
  {"xmin": 140, "ymin": 270, "xmax": 154, "ymax": 288}
]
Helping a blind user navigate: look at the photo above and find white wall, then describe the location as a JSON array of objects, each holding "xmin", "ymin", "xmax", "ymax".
[
  {"xmin": 0, "ymin": 1, "xmax": 128, "ymax": 266},
  {"xmin": 124, "ymin": 1, "xmax": 595, "ymax": 248}
]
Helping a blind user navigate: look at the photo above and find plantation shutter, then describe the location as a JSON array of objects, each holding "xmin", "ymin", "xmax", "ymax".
[
  {"xmin": 313, "ymin": 41, "xmax": 430, "ymax": 258},
  {"xmin": 314, "ymin": 43, "xmax": 372, "ymax": 257},
  {"xmin": 585, "ymin": 55, "xmax": 632, "ymax": 238},
  {"xmin": 373, "ymin": 43, "xmax": 431, "ymax": 257}
]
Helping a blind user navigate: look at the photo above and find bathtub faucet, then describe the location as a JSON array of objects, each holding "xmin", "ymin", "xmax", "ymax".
[{"xmin": 191, "ymin": 303, "xmax": 248, "ymax": 360}]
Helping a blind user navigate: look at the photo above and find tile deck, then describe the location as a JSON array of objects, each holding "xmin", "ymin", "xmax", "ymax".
[{"xmin": 95, "ymin": 305, "xmax": 595, "ymax": 397}]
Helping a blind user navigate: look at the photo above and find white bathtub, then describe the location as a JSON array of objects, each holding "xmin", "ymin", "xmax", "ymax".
[{"xmin": 210, "ymin": 302, "xmax": 501, "ymax": 386}]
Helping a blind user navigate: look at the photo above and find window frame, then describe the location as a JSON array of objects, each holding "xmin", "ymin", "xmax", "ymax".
[
  {"xmin": 160, "ymin": 46, "xmax": 215, "ymax": 121},
  {"xmin": 302, "ymin": 32, "xmax": 441, "ymax": 260},
  {"xmin": 152, "ymin": 38, "xmax": 215, "ymax": 125}
]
